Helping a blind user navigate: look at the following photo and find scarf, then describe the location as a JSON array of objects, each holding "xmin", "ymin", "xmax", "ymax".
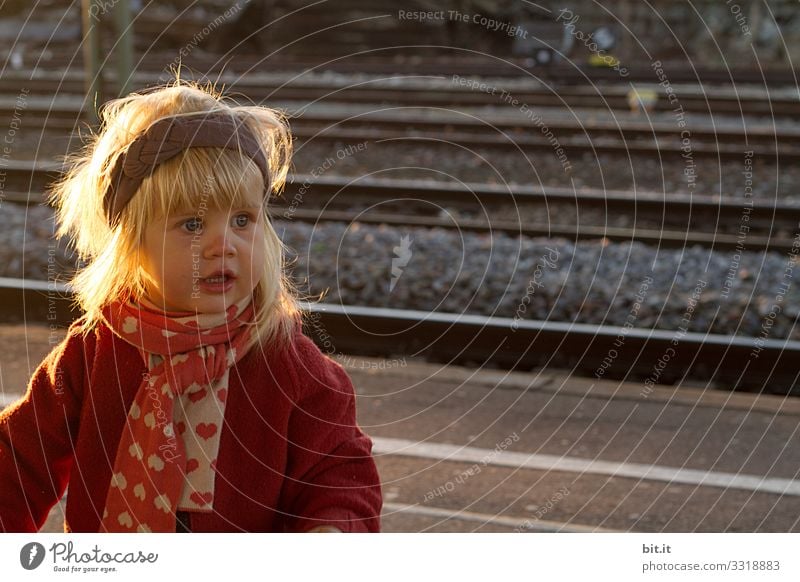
[{"xmin": 99, "ymin": 297, "xmax": 254, "ymax": 532}]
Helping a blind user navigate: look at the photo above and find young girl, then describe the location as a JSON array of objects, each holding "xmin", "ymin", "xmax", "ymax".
[{"xmin": 0, "ymin": 80, "xmax": 382, "ymax": 533}]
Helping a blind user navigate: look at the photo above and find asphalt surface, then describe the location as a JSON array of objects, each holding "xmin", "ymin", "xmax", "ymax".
[{"xmin": 2, "ymin": 324, "xmax": 798, "ymax": 533}]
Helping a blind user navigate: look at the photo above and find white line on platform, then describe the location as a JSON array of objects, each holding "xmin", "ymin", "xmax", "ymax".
[
  {"xmin": 373, "ymin": 437, "xmax": 800, "ymax": 497},
  {"xmin": 382, "ymin": 502, "xmax": 619, "ymax": 532},
  {"xmin": 4, "ymin": 394, "xmax": 795, "ymax": 499}
]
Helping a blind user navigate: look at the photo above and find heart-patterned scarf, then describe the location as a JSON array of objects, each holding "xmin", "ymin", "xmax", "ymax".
[{"xmin": 99, "ymin": 297, "xmax": 254, "ymax": 532}]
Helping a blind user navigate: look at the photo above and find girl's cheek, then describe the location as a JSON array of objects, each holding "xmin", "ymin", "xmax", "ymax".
[{"xmin": 245, "ymin": 230, "xmax": 262, "ymax": 246}]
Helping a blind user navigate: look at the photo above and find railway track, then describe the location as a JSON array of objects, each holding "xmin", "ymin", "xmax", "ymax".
[
  {"xmin": 288, "ymin": 109, "xmax": 800, "ymax": 150},
  {"xmin": 3, "ymin": 277, "xmax": 797, "ymax": 394},
  {"xmin": 16, "ymin": 52, "xmax": 800, "ymax": 86},
  {"xmin": 3, "ymin": 101, "xmax": 800, "ymax": 176},
  {"xmin": 2, "ymin": 69, "xmax": 799, "ymax": 120},
  {"xmin": 293, "ymin": 125, "xmax": 799, "ymax": 161},
  {"xmin": 3, "ymin": 162, "xmax": 797, "ymax": 252}
]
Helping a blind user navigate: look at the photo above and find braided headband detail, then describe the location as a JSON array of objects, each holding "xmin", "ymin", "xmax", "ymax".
[{"xmin": 104, "ymin": 112, "xmax": 270, "ymax": 224}]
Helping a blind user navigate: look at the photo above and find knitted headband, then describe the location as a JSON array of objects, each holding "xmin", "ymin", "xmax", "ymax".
[{"xmin": 104, "ymin": 112, "xmax": 270, "ymax": 224}]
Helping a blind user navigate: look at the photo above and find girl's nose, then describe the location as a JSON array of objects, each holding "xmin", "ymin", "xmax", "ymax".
[{"xmin": 202, "ymin": 225, "xmax": 236, "ymax": 259}]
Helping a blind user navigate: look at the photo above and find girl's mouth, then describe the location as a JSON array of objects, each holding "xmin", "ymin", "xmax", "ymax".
[{"xmin": 198, "ymin": 272, "xmax": 236, "ymax": 294}]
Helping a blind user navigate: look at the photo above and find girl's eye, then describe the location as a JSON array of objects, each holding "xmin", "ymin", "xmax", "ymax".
[
  {"xmin": 182, "ymin": 218, "xmax": 203, "ymax": 233},
  {"xmin": 233, "ymin": 213, "xmax": 251, "ymax": 228}
]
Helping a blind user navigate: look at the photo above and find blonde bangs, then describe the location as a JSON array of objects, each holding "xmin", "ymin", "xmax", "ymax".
[
  {"xmin": 49, "ymin": 78, "xmax": 301, "ymax": 351},
  {"xmin": 134, "ymin": 148, "xmax": 266, "ymax": 221}
]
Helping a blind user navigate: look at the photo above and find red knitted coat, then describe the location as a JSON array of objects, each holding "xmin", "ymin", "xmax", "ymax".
[{"xmin": 0, "ymin": 319, "xmax": 382, "ymax": 532}]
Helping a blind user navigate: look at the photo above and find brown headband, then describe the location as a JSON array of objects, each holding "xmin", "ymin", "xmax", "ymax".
[{"xmin": 104, "ymin": 112, "xmax": 270, "ymax": 224}]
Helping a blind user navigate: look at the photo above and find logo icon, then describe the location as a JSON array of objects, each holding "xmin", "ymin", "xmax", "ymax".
[
  {"xmin": 390, "ymin": 234, "xmax": 413, "ymax": 292},
  {"xmin": 20, "ymin": 542, "xmax": 46, "ymax": 570}
]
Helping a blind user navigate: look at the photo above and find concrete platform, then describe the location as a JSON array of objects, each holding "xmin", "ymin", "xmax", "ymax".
[{"xmin": 2, "ymin": 324, "xmax": 799, "ymax": 532}]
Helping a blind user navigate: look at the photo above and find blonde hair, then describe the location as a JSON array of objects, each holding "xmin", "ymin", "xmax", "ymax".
[{"xmin": 49, "ymin": 79, "xmax": 302, "ymax": 351}]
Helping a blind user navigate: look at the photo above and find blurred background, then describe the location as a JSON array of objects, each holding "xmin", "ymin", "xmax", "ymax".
[{"xmin": 1, "ymin": 1, "xmax": 800, "ymax": 533}]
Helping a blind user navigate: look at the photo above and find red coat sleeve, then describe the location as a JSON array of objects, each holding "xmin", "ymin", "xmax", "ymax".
[
  {"xmin": 0, "ymin": 324, "xmax": 90, "ymax": 532},
  {"xmin": 278, "ymin": 334, "xmax": 382, "ymax": 532}
]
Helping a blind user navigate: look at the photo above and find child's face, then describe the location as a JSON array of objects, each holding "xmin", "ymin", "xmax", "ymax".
[{"xmin": 139, "ymin": 194, "xmax": 267, "ymax": 314}]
